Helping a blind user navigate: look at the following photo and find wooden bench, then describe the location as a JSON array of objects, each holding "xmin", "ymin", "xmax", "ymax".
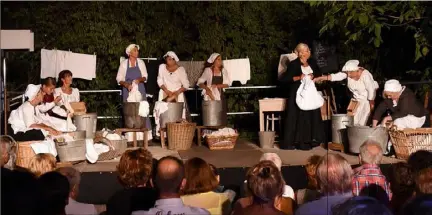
[{"xmin": 114, "ymin": 128, "xmax": 149, "ymax": 148}]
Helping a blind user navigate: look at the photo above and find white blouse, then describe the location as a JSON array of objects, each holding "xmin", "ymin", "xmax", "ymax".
[
  {"xmin": 330, "ymin": 69, "xmax": 378, "ymax": 101},
  {"xmin": 196, "ymin": 67, "xmax": 231, "ymax": 87},
  {"xmin": 301, "ymin": 66, "xmax": 314, "ymax": 75},
  {"xmin": 116, "ymin": 58, "xmax": 148, "ymax": 84},
  {"xmin": 54, "ymin": 87, "xmax": 80, "ymax": 105},
  {"xmin": 157, "ymin": 64, "xmax": 190, "ymax": 91},
  {"xmin": 8, "ymin": 102, "xmax": 39, "ymax": 133}
]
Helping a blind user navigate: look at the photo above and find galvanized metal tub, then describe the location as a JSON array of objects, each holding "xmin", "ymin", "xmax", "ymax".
[
  {"xmin": 123, "ymin": 102, "xmax": 147, "ymax": 129},
  {"xmin": 55, "ymin": 131, "xmax": 86, "ymax": 162},
  {"xmin": 347, "ymin": 125, "xmax": 389, "ymax": 154},
  {"xmin": 202, "ymin": 100, "xmax": 226, "ymax": 126},
  {"xmin": 73, "ymin": 113, "xmax": 97, "ymax": 139},
  {"xmin": 331, "ymin": 114, "xmax": 354, "ymax": 145},
  {"xmin": 160, "ymin": 102, "xmax": 184, "ymax": 128}
]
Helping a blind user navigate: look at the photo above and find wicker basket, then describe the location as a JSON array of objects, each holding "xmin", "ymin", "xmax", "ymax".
[
  {"xmin": 206, "ymin": 134, "xmax": 239, "ymax": 150},
  {"xmin": 167, "ymin": 122, "xmax": 196, "ymax": 150},
  {"xmin": 93, "ymin": 137, "xmax": 118, "ymax": 161},
  {"xmin": 389, "ymin": 125, "xmax": 432, "ymax": 160},
  {"xmin": 15, "ymin": 141, "xmax": 38, "ymax": 168}
]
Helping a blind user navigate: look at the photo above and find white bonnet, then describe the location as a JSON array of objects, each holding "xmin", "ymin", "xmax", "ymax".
[
  {"xmin": 163, "ymin": 51, "xmax": 179, "ymax": 62},
  {"xmin": 207, "ymin": 53, "xmax": 221, "ymax": 63},
  {"xmin": 384, "ymin": 79, "xmax": 403, "ymax": 92},
  {"xmin": 342, "ymin": 60, "xmax": 360, "ymax": 72},
  {"xmin": 25, "ymin": 84, "xmax": 41, "ymax": 101},
  {"xmin": 125, "ymin": 44, "xmax": 140, "ymax": 56}
]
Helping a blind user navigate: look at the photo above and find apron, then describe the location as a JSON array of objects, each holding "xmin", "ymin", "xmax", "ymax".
[
  {"xmin": 211, "ymin": 71, "xmax": 228, "ymax": 126},
  {"xmin": 346, "ymin": 77, "xmax": 375, "ymax": 126},
  {"xmin": 122, "ymin": 59, "xmax": 152, "ymax": 138}
]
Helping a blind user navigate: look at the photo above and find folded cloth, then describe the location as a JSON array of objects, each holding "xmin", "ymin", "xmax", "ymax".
[
  {"xmin": 206, "ymin": 128, "xmax": 237, "ymax": 137},
  {"xmin": 85, "ymin": 139, "xmax": 98, "ymax": 164},
  {"xmin": 127, "ymin": 82, "xmax": 143, "ymax": 102},
  {"xmin": 93, "ymin": 143, "xmax": 110, "ymax": 154},
  {"xmin": 105, "ymin": 133, "xmax": 122, "ymax": 141},
  {"xmin": 154, "ymin": 101, "xmax": 169, "ymax": 134},
  {"xmin": 30, "ymin": 139, "xmax": 57, "ymax": 157},
  {"xmin": 296, "ymin": 76, "xmax": 324, "ymax": 111},
  {"xmin": 139, "ymin": 101, "xmax": 150, "ymax": 117}
]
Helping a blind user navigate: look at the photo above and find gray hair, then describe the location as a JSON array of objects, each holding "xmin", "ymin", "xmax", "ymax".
[
  {"xmin": 1, "ymin": 135, "xmax": 16, "ymax": 169},
  {"xmin": 316, "ymin": 153, "xmax": 353, "ymax": 195},
  {"xmin": 56, "ymin": 167, "xmax": 81, "ymax": 191},
  {"xmin": 359, "ymin": 140, "xmax": 383, "ymax": 165},
  {"xmin": 259, "ymin": 153, "xmax": 282, "ymax": 171}
]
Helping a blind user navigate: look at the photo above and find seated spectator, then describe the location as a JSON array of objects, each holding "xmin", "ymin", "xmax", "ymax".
[
  {"xmin": 56, "ymin": 167, "xmax": 98, "ymax": 215},
  {"xmin": 106, "ymin": 148, "xmax": 157, "ymax": 215},
  {"xmin": 332, "ymin": 196, "xmax": 393, "ymax": 215},
  {"xmin": 295, "ymin": 154, "xmax": 353, "ymax": 215},
  {"xmin": 408, "ymin": 150, "xmax": 432, "ymax": 173},
  {"xmin": 352, "ymin": 140, "xmax": 392, "ymax": 201},
  {"xmin": 415, "ymin": 167, "xmax": 432, "ymax": 195},
  {"xmin": 296, "ymin": 155, "xmax": 321, "ymax": 205},
  {"xmin": 209, "ymin": 163, "xmax": 236, "ymax": 202},
  {"xmin": 28, "ymin": 153, "xmax": 56, "ymax": 177},
  {"xmin": 260, "ymin": 153, "xmax": 295, "ymax": 199},
  {"xmin": 388, "ymin": 162, "xmax": 415, "ymax": 214},
  {"xmin": 38, "ymin": 171, "xmax": 70, "ymax": 215},
  {"xmin": 132, "ymin": 156, "xmax": 210, "ymax": 215},
  {"xmin": 181, "ymin": 157, "xmax": 231, "ymax": 215},
  {"xmin": 1, "ymin": 135, "xmax": 16, "ymax": 170},
  {"xmin": 232, "ymin": 160, "xmax": 285, "ymax": 215}
]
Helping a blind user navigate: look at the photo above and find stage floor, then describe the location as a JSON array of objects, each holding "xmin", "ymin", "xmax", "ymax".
[{"xmin": 73, "ymin": 139, "xmax": 401, "ymax": 173}]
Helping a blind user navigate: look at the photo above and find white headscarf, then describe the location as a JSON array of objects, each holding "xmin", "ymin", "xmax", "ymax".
[
  {"xmin": 125, "ymin": 44, "xmax": 140, "ymax": 56},
  {"xmin": 384, "ymin": 79, "xmax": 403, "ymax": 92},
  {"xmin": 342, "ymin": 60, "xmax": 360, "ymax": 72},
  {"xmin": 207, "ymin": 53, "xmax": 221, "ymax": 63},
  {"xmin": 25, "ymin": 84, "xmax": 41, "ymax": 101},
  {"xmin": 163, "ymin": 51, "xmax": 179, "ymax": 62}
]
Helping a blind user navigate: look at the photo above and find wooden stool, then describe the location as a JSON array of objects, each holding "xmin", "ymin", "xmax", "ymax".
[
  {"xmin": 114, "ymin": 128, "xmax": 149, "ymax": 148},
  {"xmin": 196, "ymin": 125, "xmax": 226, "ymax": 146}
]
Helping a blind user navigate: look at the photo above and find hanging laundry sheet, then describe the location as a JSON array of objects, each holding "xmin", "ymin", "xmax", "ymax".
[
  {"xmin": 222, "ymin": 58, "xmax": 251, "ymax": 85},
  {"xmin": 177, "ymin": 60, "xmax": 205, "ymax": 87},
  {"xmin": 41, "ymin": 49, "xmax": 96, "ymax": 80},
  {"xmin": 277, "ymin": 53, "xmax": 298, "ymax": 78}
]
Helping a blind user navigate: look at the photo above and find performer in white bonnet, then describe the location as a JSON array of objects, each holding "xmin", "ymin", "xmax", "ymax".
[
  {"xmin": 372, "ymin": 79, "xmax": 430, "ymax": 129},
  {"xmin": 314, "ymin": 60, "xmax": 379, "ymax": 126}
]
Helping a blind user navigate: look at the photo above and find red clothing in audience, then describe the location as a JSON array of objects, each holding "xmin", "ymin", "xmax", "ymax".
[{"xmin": 352, "ymin": 164, "xmax": 392, "ymax": 199}]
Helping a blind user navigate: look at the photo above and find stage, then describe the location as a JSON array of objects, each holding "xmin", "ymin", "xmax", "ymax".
[{"xmin": 75, "ymin": 139, "xmax": 401, "ymax": 205}]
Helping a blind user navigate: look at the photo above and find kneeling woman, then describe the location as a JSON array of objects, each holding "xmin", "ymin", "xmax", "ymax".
[
  {"xmin": 197, "ymin": 53, "xmax": 231, "ymax": 125},
  {"xmin": 373, "ymin": 79, "xmax": 430, "ymax": 129},
  {"xmin": 8, "ymin": 84, "xmax": 61, "ymax": 141}
]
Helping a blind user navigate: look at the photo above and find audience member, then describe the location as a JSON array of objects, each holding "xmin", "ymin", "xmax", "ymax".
[
  {"xmin": 260, "ymin": 153, "xmax": 295, "ymax": 199},
  {"xmin": 1, "ymin": 135, "xmax": 16, "ymax": 169},
  {"xmin": 352, "ymin": 140, "xmax": 392, "ymax": 201},
  {"xmin": 38, "ymin": 171, "xmax": 70, "ymax": 215},
  {"xmin": 209, "ymin": 163, "xmax": 236, "ymax": 202},
  {"xmin": 415, "ymin": 167, "xmax": 432, "ymax": 195},
  {"xmin": 132, "ymin": 156, "xmax": 210, "ymax": 215},
  {"xmin": 232, "ymin": 160, "xmax": 285, "ymax": 215},
  {"xmin": 295, "ymin": 154, "xmax": 353, "ymax": 215},
  {"xmin": 56, "ymin": 167, "xmax": 98, "ymax": 215},
  {"xmin": 296, "ymin": 155, "xmax": 321, "ymax": 205},
  {"xmin": 28, "ymin": 153, "xmax": 56, "ymax": 177},
  {"xmin": 181, "ymin": 157, "xmax": 231, "ymax": 215},
  {"xmin": 332, "ymin": 196, "xmax": 393, "ymax": 215},
  {"xmin": 106, "ymin": 148, "xmax": 157, "ymax": 215},
  {"xmin": 407, "ymin": 150, "xmax": 432, "ymax": 173},
  {"xmin": 388, "ymin": 162, "xmax": 415, "ymax": 214}
]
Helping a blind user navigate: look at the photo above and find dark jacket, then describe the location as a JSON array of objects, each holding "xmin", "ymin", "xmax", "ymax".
[
  {"xmin": 279, "ymin": 57, "xmax": 322, "ymax": 95},
  {"xmin": 373, "ymin": 87, "xmax": 428, "ymax": 121}
]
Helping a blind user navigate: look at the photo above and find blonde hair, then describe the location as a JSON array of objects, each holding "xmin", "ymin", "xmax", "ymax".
[
  {"xmin": 295, "ymin": 43, "xmax": 310, "ymax": 58},
  {"xmin": 28, "ymin": 153, "xmax": 56, "ymax": 177}
]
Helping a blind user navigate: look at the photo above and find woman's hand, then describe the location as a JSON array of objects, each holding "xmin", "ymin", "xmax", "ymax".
[
  {"xmin": 133, "ymin": 79, "xmax": 141, "ymax": 85},
  {"xmin": 164, "ymin": 90, "xmax": 174, "ymax": 97},
  {"xmin": 372, "ymin": 120, "xmax": 379, "ymax": 128},
  {"xmin": 369, "ymin": 100, "xmax": 375, "ymax": 111},
  {"xmin": 206, "ymin": 88, "xmax": 215, "ymax": 100},
  {"xmin": 54, "ymin": 96, "xmax": 62, "ymax": 105},
  {"xmin": 48, "ymin": 128, "xmax": 62, "ymax": 136}
]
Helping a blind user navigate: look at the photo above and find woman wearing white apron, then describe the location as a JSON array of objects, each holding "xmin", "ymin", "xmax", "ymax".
[
  {"xmin": 315, "ymin": 60, "xmax": 378, "ymax": 126},
  {"xmin": 154, "ymin": 51, "xmax": 190, "ymax": 133},
  {"xmin": 197, "ymin": 53, "xmax": 231, "ymax": 125},
  {"xmin": 8, "ymin": 84, "xmax": 62, "ymax": 141}
]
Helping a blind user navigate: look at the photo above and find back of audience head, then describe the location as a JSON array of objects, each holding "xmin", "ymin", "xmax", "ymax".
[
  {"xmin": 408, "ymin": 150, "xmax": 432, "ymax": 173},
  {"xmin": 154, "ymin": 156, "xmax": 185, "ymax": 195},
  {"xmin": 317, "ymin": 154, "xmax": 353, "ymax": 195},
  {"xmin": 117, "ymin": 148, "xmax": 153, "ymax": 188},
  {"xmin": 260, "ymin": 153, "xmax": 282, "ymax": 171},
  {"xmin": 359, "ymin": 140, "xmax": 383, "ymax": 165},
  {"xmin": 0, "ymin": 135, "xmax": 15, "ymax": 169},
  {"xmin": 209, "ymin": 163, "xmax": 220, "ymax": 183},
  {"xmin": 183, "ymin": 157, "xmax": 219, "ymax": 195},
  {"xmin": 415, "ymin": 167, "xmax": 432, "ymax": 195},
  {"xmin": 38, "ymin": 171, "xmax": 70, "ymax": 215},
  {"xmin": 56, "ymin": 167, "xmax": 81, "ymax": 200},
  {"xmin": 389, "ymin": 162, "xmax": 414, "ymax": 194},
  {"xmin": 247, "ymin": 160, "xmax": 284, "ymax": 204},
  {"xmin": 28, "ymin": 153, "xmax": 56, "ymax": 177},
  {"xmin": 305, "ymin": 155, "xmax": 322, "ymax": 189},
  {"xmin": 332, "ymin": 196, "xmax": 393, "ymax": 215}
]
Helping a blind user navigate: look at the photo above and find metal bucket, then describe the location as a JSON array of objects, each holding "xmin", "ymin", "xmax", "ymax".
[
  {"xmin": 73, "ymin": 113, "xmax": 97, "ymax": 139},
  {"xmin": 259, "ymin": 131, "xmax": 275, "ymax": 149},
  {"xmin": 331, "ymin": 114, "xmax": 354, "ymax": 145},
  {"xmin": 160, "ymin": 102, "xmax": 184, "ymax": 128},
  {"xmin": 123, "ymin": 102, "xmax": 147, "ymax": 129},
  {"xmin": 202, "ymin": 100, "xmax": 226, "ymax": 126},
  {"xmin": 347, "ymin": 126, "xmax": 389, "ymax": 154},
  {"xmin": 64, "ymin": 130, "xmax": 86, "ymax": 140},
  {"xmin": 56, "ymin": 140, "xmax": 86, "ymax": 162}
]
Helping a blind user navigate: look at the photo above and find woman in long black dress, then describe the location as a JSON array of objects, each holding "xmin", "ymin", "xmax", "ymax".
[{"xmin": 279, "ymin": 43, "xmax": 325, "ymax": 150}]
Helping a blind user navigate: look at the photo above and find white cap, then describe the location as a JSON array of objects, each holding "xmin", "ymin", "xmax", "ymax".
[
  {"xmin": 384, "ymin": 79, "xmax": 403, "ymax": 92},
  {"xmin": 207, "ymin": 53, "xmax": 221, "ymax": 63},
  {"xmin": 259, "ymin": 153, "xmax": 282, "ymax": 171},
  {"xmin": 342, "ymin": 60, "xmax": 360, "ymax": 72},
  {"xmin": 163, "ymin": 51, "xmax": 179, "ymax": 62},
  {"xmin": 24, "ymin": 84, "xmax": 41, "ymax": 101},
  {"xmin": 125, "ymin": 44, "xmax": 140, "ymax": 56}
]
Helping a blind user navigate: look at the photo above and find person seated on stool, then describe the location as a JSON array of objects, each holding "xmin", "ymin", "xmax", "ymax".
[{"xmin": 8, "ymin": 84, "xmax": 62, "ymax": 141}]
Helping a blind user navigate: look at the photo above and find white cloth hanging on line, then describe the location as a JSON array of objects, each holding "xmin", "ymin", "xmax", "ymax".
[{"xmin": 223, "ymin": 58, "xmax": 251, "ymax": 85}]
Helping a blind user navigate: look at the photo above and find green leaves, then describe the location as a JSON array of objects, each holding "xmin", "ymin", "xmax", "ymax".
[{"xmin": 359, "ymin": 13, "xmax": 369, "ymax": 26}]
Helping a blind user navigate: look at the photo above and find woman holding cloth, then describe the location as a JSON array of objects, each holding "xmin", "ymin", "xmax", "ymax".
[
  {"xmin": 279, "ymin": 43, "xmax": 325, "ymax": 150},
  {"xmin": 116, "ymin": 44, "xmax": 152, "ymax": 131},
  {"xmin": 314, "ymin": 60, "xmax": 379, "ymax": 126},
  {"xmin": 197, "ymin": 53, "xmax": 231, "ymax": 125}
]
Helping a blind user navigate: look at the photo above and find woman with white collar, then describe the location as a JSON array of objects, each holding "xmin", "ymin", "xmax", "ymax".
[
  {"xmin": 8, "ymin": 84, "xmax": 62, "ymax": 141},
  {"xmin": 157, "ymin": 51, "xmax": 190, "ymax": 117},
  {"xmin": 197, "ymin": 53, "xmax": 231, "ymax": 125},
  {"xmin": 54, "ymin": 70, "xmax": 80, "ymax": 106},
  {"xmin": 372, "ymin": 79, "xmax": 430, "ymax": 129},
  {"xmin": 314, "ymin": 60, "xmax": 379, "ymax": 126}
]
